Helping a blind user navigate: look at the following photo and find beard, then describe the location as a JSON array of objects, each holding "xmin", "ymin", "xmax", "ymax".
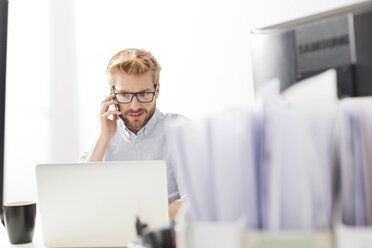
[{"xmin": 121, "ymin": 103, "xmax": 156, "ymax": 133}]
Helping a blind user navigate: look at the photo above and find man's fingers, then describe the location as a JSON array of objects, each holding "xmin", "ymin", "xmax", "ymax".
[
  {"xmin": 99, "ymin": 110, "xmax": 121, "ymax": 119},
  {"xmin": 100, "ymin": 99, "xmax": 119, "ymax": 115},
  {"xmin": 101, "ymin": 94, "xmax": 115, "ymax": 104}
]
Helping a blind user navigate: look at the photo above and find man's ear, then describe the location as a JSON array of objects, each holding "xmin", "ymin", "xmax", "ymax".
[{"xmin": 155, "ymin": 82, "xmax": 160, "ymax": 99}]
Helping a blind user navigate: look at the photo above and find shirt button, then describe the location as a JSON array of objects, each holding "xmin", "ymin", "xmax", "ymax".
[{"xmin": 135, "ymin": 144, "xmax": 139, "ymax": 149}]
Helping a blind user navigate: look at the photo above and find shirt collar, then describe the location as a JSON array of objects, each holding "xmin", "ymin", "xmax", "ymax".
[{"xmin": 120, "ymin": 107, "xmax": 161, "ymax": 138}]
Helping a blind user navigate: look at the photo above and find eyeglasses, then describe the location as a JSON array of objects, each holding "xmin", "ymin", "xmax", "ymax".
[{"xmin": 112, "ymin": 84, "xmax": 157, "ymax": 104}]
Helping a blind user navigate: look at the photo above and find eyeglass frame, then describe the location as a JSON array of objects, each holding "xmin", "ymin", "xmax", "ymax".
[{"xmin": 111, "ymin": 84, "xmax": 158, "ymax": 104}]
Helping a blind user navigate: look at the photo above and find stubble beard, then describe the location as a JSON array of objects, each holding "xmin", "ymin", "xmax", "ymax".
[{"xmin": 121, "ymin": 103, "xmax": 156, "ymax": 133}]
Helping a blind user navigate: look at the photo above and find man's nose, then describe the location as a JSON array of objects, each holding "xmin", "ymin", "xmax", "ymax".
[{"xmin": 130, "ymin": 95, "xmax": 141, "ymax": 110}]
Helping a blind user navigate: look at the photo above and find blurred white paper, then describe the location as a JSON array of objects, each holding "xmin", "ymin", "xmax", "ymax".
[
  {"xmin": 167, "ymin": 69, "xmax": 339, "ymax": 230},
  {"xmin": 208, "ymin": 109, "xmax": 259, "ymax": 228},
  {"xmin": 167, "ymin": 118, "xmax": 216, "ymax": 221},
  {"xmin": 282, "ymin": 69, "xmax": 337, "ymax": 107},
  {"xmin": 263, "ymin": 69, "xmax": 338, "ymax": 230},
  {"xmin": 167, "ymin": 108, "xmax": 262, "ymax": 227}
]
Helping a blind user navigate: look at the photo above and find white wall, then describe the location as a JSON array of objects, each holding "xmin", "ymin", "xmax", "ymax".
[
  {"xmin": 4, "ymin": 0, "xmax": 51, "ymax": 203},
  {"xmin": 4, "ymin": 0, "xmax": 368, "ymax": 202}
]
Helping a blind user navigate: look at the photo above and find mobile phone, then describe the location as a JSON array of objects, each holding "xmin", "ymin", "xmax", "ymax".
[
  {"xmin": 111, "ymin": 88, "xmax": 121, "ymax": 120},
  {"xmin": 115, "ymin": 104, "xmax": 120, "ymax": 113},
  {"xmin": 115, "ymin": 105, "xmax": 121, "ymax": 120}
]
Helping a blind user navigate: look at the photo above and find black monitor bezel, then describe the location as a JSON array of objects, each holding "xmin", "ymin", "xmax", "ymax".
[{"xmin": 0, "ymin": 0, "xmax": 8, "ymax": 219}]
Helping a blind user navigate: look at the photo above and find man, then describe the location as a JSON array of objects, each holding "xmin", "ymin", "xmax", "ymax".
[{"xmin": 80, "ymin": 48, "xmax": 183, "ymax": 220}]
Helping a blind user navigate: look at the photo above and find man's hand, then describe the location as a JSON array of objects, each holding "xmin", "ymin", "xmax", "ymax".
[
  {"xmin": 99, "ymin": 94, "xmax": 121, "ymax": 140},
  {"xmin": 168, "ymin": 198, "xmax": 183, "ymax": 221},
  {"xmin": 85, "ymin": 94, "xmax": 121, "ymax": 162}
]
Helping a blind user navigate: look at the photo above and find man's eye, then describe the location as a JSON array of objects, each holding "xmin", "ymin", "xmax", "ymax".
[{"xmin": 139, "ymin": 92, "xmax": 151, "ymax": 97}]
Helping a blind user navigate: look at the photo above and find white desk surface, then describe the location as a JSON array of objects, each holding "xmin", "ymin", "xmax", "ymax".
[
  {"xmin": 0, "ymin": 215, "xmax": 137, "ymax": 248},
  {"xmin": 1, "ymin": 215, "xmax": 46, "ymax": 248}
]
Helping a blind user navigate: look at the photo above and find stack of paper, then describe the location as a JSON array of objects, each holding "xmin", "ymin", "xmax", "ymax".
[
  {"xmin": 261, "ymin": 70, "xmax": 338, "ymax": 230},
  {"xmin": 338, "ymin": 97, "xmax": 372, "ymax": 226},
  {"xmin": 167, "ymin": 108, "xmax": 262, "ymax": 228},
  {"xmin": 168, "ymin": 69, "xmax": 339, "ymax": 230}
]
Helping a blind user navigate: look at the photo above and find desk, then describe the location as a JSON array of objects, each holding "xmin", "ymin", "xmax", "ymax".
[
  {"xmin": 0, "ymin": 215, "xmax": 139, "ymax": 248},
  {"xmin": 1, "ymin": 215, "xmax": 46, "ymax": 248}
]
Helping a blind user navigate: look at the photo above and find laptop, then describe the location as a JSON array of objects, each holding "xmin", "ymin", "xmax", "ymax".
[{"xmin": 35, "ymin": 161, "xmax": 169, "ymax": 247}]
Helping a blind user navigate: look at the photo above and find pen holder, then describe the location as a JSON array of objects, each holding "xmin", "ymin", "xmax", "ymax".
[{"xmin": 142, "ymin": 227, "xmax": 176, "ymax": 248}]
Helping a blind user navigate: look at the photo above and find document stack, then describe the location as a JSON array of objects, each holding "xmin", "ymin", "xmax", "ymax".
[
  {"xmin": 168, "ymin": 69, "xmax": 372, "ymax": 248},
  {"xmin": 335, "ymin": 98, "xmax": 372, "ymax": 248},
  {"xmin": 168, "ymin": 108, "xmax": 261, "ymax": 228},
  {"xmin": 260, "ymin": 70, "xmax": 338, "ymax": 231},
  {"xmin": 338, "ymin": 98, "xmax": 372, "ymax": 226}
]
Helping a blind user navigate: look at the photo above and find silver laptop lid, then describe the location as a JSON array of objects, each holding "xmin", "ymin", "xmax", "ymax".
[{"xmin": 36, "ymin": 161, "xmax": 169, "ymax": 247}]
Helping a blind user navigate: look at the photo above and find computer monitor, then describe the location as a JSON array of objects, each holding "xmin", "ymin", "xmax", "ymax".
[
  {"xmin": 250, "ymin": 1, "xmax": 372, "ymax": 98},
  {"xmin": 0, "ymin": 0, "xmax": 8, "ymax": 219}
]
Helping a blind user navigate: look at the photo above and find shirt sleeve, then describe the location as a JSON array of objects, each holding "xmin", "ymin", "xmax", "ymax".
[
  {"xmin": 79, "ymin": 133, "xmax": 97, "ymax": 162},
  {"xmin": 79, "ymin": 150, "xmax": 90, "ymax": 162}
]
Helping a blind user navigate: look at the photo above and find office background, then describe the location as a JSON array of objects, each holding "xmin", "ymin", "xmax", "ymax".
[{"xmin": 3, "ymin": 0, "xmax": 367, "ymax": 203}]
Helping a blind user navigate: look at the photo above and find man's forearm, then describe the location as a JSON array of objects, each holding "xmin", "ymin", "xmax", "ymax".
[
  {"xmin": 168, "ymin": 198, "xmax": 183, "ymax": 221},
  {"xmin": 85, "ymin": 136, "xmax": 111, "ymax": 162}
]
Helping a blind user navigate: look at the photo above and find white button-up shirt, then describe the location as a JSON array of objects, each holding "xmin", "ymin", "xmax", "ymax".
[{"xmin": 80, "ymin": 108, "xmax": 184, "ymax": 203}]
